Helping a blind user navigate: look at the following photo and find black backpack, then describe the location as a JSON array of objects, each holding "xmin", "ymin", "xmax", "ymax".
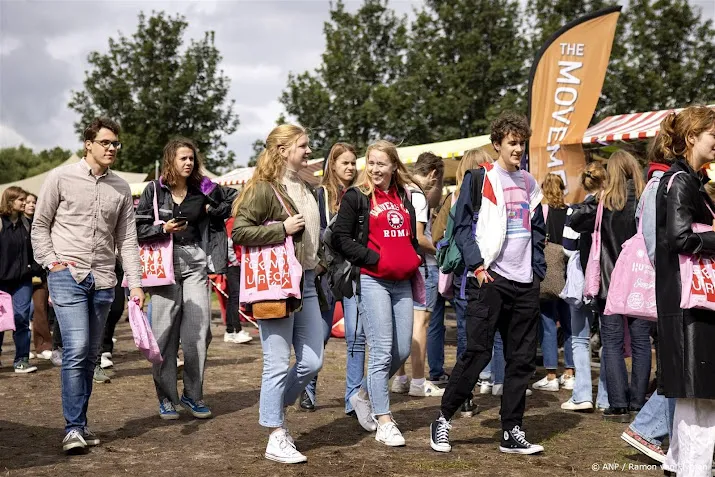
[{"xmin": 322, "ymin": 191, "xmax": 368, "ymax": 300}]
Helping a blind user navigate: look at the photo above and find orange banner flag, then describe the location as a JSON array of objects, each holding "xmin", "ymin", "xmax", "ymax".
[{"xmin": 527, "ymin": 6, "xmax": 621, "ymax": 203}]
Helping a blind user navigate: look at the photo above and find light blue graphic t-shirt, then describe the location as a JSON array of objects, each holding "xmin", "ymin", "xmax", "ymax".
[{"xmin": 490, "ymin": 164, "xmax": 538, "ymax": 283}]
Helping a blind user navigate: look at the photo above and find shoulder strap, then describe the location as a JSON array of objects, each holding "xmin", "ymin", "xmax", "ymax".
[
  {"xmin": 269, "ymin": 184, "xmax": 293, "ymax": 217},
  {"xmin": 321, "ymin": 186, "xmax": 331, "ymax": 224},
  {"xmin": 666, "ymin": 171, "xmax": 686, "ymax": 192},
  {"xmin": 470, "ymin": 168, "xmax": 485, "ymax": 215},
  {"xmin": 152, "ymin": 181, "xmax": 160, "ymax": 223},
  {"xmin": 357, "ymin": 191, "xmax": 369, "ymax": 245}
]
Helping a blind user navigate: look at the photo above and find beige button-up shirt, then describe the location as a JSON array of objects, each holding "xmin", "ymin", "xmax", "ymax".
[{"xmin": 31, "ymin": 159, "xmax": 143, "ymax": 290}]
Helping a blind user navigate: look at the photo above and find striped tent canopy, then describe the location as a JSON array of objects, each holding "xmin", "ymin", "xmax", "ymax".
[{"xmin": 583, "ymin": 105, "xmax": 715, "ymax": 144}]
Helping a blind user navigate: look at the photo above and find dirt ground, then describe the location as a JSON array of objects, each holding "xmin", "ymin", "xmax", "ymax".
[{"xmin": 0, "ymin": 309, "xmax": 664, "ymax": 477}]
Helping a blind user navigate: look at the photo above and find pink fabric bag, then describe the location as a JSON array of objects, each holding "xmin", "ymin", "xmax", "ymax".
[
  {"xmin": 239, "ymin": 185, "xmax": 303, "ymax": 304},
  {"xmin": 437, "ymin": 272, "xmax": 453, "ymax": 299},
  {"xmin": 604, "ymin": 181, "xmax": 657, "ymax": 320},
  {"xmin": 583, "ymin": 197, "xmax": 604, "ymax": 298},
  {"xmin": 127, "ymin": 297, "xmax": 163, "ymax": 364},
  {"xmin": 0, "ymin": 290, "xmax": 15, "ymax": 332},
  {"xmin": 666, "ymin": 172, "xmax": 715, "ymax": 311},
  {"xmin": 123, "ymin": 181, "xmax": 175, "ymax": 288}
]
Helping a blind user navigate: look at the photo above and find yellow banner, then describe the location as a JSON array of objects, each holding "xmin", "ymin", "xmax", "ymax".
[{"xmin": 528, "ymin": 7, "xmax": 621, "ymax": 203}]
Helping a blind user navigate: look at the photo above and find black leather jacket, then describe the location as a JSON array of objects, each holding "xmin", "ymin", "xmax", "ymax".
[
  {"xmin": 569, "ymin": 180, "xmax": 638, "ymax": 302},
  {"xmin": 136, "ymin": 178, "xmax": 237, "ymax": 275},
  {"xmin": 655, "ymin": 158, "xmax": 715, "ymax": 399}
]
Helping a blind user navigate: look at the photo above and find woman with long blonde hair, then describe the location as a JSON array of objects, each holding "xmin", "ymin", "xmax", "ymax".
[
  {"xmin": 561, "ymin": 162, "xmax": 609, "ymax": 413},
  {"xmin": 300, "ymin": 142, "xmax": 360, "ymax": 413},
  {"xmin": 654, "ymin": 106, "xmax": 715, "ymax": 476},
  {"xmin": 570, "ymin": 150, "xmax": 647, "ymax": 422},
  {"xmin": 232, "ymin": 124, "xmax": 324, "ymax": 464},
  {"xmin": 533, "ymin": 174, "xmax": 574, "ymax": 393},
  {"xmin": 332, "ymin": 140, "xmax": 422, "ymax": 446}
]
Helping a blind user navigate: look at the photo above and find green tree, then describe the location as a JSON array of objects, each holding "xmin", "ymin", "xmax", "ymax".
[
  {"xmin": 68, "ymin": 11, "xmax": 239, "ymax": 173},
  {"xmin": 281, "ymin": 0, "xmax": 408, "ymax": 158},
  {"xmin": 247, "ymin": 139, "xmax": 264, "ymax": 167},
  {"xmin": 393, "ymin": 0, "xmax": 529, "ymax": 144},
  {"xmin": 0, "ymin": 146, "xmax": 72, "ymax": 183}
]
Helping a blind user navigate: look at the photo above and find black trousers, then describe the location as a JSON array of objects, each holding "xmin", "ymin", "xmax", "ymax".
[
  {"xmin": 440, "ymin": 272, "xmax": 540, "ymax": 430},
  {"xmin": 100, "ymin": 281, "xmax": 126, "ymax": 354},
  {"xmin": 225, "ymin": 266, "xmax": 242, "ymax": 333}
]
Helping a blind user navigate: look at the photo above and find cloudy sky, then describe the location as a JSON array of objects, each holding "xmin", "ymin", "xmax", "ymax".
[{"xmin": 0, "ymin": 0, "xmax": 712, "ymax": 169}]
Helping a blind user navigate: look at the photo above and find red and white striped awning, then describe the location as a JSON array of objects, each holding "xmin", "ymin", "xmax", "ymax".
[{"xmin": 583, "ymin": 105, "xmax": 715, "ymax": 144}]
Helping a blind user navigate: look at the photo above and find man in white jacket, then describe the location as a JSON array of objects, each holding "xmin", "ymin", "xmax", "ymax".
[{"xmin": 429, "ymin": 112, "xmax": 546, "ymax": 455}]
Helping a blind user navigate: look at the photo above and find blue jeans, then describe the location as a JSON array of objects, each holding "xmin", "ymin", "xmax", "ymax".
[
  {"xmin": 600, "ymin": 313, "xmax": 652, "ymax": 409},
  {"xmin": 539, "ymin": 298, "xmax": 573, "ymax": 370},
  {"xmin": 427, "ymin": 269, "xmax": 447, "ymax": 378},
  {"xmin": 358, "ymin": 274, "xmax": 413, "ymax": 416},
  {"xmin": 47, "ymin": 269, "xmax": 114, "ymax": 432},
  {"xmin": 630, "ymin": 391, "xmax": 676, "ymax": 446},
  {"xmin": 0, "ymin": 280, "xmax": 33, "ymax": 364},
  {"xmin": 479, "ymin": 331, "xmax": 505, "ymax": 384},
  {"xmin": 570, "ymin": 303, "xmax": 609, "ymax": 405},
  {"xmin": 453, "ymin": 295, "xmax": 467, "ymax": 359},
  {"xmin": 304, "ymin": 291, "xmax": 362, "ymax": 414},
  {"xmin": 256, "ymin": 270, "xmax": 324, "ymax": 428}
]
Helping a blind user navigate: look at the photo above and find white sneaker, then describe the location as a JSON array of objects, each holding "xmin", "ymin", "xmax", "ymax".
[
  {"xmin": 223, "ymin": 332, "xmax": 236, "ymax": 343},
  {"xmin": 29, "ymin": 351, "xmax": 36, "ymax": 359},
  {"xmin": 559, "ymin": 374, "xmax": 575, "ymax": 390},
  {"xmin": 391, "ymin": 377, "xmax": 410, "ymax": 394},
  {"xmin": 492, "ymin": 384, "xmax": 532, "ymax": 397},
  {"xmin": 409, "ymin": 380, "xmax": 444, "ymax": 397},
  {"xmin": 234, "ymin": 330, "xmax": 253, "ymax": 344},
  {"xmin": 561, "ymin": 399, "xmax": 593, "ymax": 411},
  {"xmin": 264, "ymin": 428, "xmax": 307, "ymax": 464},
  {"xmin": 37, "ymin": 350, "xmax": 53, "ymax": 360},
  {"xmin": 100, "ymin": 352, "xmax": 113, "ymax": 369},
  {"xmin": 478, "ymin": 379, "xmax": 493, "ymax": 394},
  {"xmin": 349, "ymin": 393, "xmax": 377, "ymax": 432},
  {"xmin": 532, "ymin": 376, "xmax": 559, "ymax": 392},
  {"xmin": 375, "ymin": 420, "xmax": 405, "ymax": 447}
]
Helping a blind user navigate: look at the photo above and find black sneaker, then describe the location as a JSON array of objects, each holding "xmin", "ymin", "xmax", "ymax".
[
  {"xmin": 299, "ymin": 390, "xmax": 315, "ymax": 412},
  {"xmin": 430, "ymin": 415, "xmax": 452, "ymax": 452},
  {"xmin": 82, "ymin": 427, "xmax": 100, "ymax": 446},
  {"xmin": 499, "ymin": 425, "xmax": 544, "ymax": 454},
  {"xmin": 603, "ymin": 407, "xmax": 631, "ymax": 423},
  {"xmin": 460, "ymin": 397, "xmax": 477, "ymax": 418}
]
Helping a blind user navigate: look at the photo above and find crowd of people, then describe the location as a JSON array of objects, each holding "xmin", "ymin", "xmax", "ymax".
[{"xmin": 1, "ymin": 106, "xmax": 714, "ymax": 476}]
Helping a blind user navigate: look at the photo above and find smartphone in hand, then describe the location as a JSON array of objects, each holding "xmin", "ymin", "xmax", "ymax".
[{"xmin": 174, "ymin": 216, "xmax": 189, "ymax": 226}]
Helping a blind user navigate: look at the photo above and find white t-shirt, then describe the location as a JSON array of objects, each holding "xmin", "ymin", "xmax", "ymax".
[{"xmin": 410, "ymin": 189, "xmax": 437, "ymax": 266}]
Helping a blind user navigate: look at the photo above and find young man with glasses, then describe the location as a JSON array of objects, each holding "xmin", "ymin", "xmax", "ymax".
[{"xmin": 32, "ymin": 117, "xmax": 144, "ymax": 454}]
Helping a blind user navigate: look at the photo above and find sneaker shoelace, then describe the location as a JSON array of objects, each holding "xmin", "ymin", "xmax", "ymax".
[
  {"xmin": 435, "ymin": 417, "xmax": 451, "ymax": 443},
  {"xmin": 65, "ymin": 429, "xmax": 85, "ymax": 443},
  {"xmin": 162, "ymin": 399, "xmax": 176, "ymax": 412},
  {"xmin": 276, "ymin": 431, "xmax": 299, "ymax": 454},
  {"xmin": 510, "ymin": 426, "xmax": 531, "ymax": 447},
  {"xmin": 380, "ymin": 421, "xmax": 401, "ymax": 439}
]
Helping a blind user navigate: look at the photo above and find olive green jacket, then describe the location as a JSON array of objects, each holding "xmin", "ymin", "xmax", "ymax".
[{"xmin": 231, "ymin": 180, "xmax": 327, "ymax": 313}]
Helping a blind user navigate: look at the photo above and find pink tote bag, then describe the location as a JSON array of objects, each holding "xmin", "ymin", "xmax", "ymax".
[
  {"xmin": 0, "ymin": 291, "xmax": 15, "ymax": 332},
  {"xmin": 123, "ymin": 181, "xmax": 175, "ymax": 288},
  {"xmin": 239, "ymin": 185, "xmax": 303, "ymax": 305},
  {"xmin": 583, "ymin": 197, "xmax": 604, "ymax": 298},
  {"xmin": 604, "ymin": 182, "xmax": 657, "ymax": 320},
  {"xmin": 666, "ymin": 172, "xmax": 715, "ymax": 311},
  {"xmin": 127, "ymin": 298, "xmax": 163, "ymax": 364}
]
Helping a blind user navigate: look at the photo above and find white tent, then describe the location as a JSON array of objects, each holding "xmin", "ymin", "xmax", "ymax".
[{"xmin": 0, "ymin": 154, "xmax": 148, "ymax": 195}]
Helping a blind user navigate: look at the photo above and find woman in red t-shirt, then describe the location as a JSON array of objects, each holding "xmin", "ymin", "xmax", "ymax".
[{"xmin": 332, "ymin": 140, "xmax": 421, "ymax": 447}]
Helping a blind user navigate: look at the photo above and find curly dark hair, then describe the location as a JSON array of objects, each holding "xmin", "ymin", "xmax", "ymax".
[{"xmin": 490, "ymin": 112, "xmax": 532, "ymax": 146}]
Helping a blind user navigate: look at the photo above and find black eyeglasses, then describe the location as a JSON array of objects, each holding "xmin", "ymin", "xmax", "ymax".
[{"xmin": 93, "ymin": 140, "xmax": 122, "ymax": 150}]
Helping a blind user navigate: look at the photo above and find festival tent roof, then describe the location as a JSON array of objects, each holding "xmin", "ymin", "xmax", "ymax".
[
  {"xmin": 0, "ymin": 154, "xmax": 148, "ymax": 196},
  {"xmin": 312, "ymin": 135, "xmax": 493, "ymax": 177},
  {"xmin": 583, "ymin": 105, "xmax": 715, "ymax": 144}
]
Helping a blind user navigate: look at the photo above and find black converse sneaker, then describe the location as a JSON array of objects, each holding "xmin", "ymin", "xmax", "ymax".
[
  {"xmin": 430, "ymin": 415, "xmax": 452, "ymax": 452},
  {"xmin": 499, "ymin": 425, "xmax": 544, "ymax": 454},
  {"xmin": 460, "ymin": 397, "xmax": 477, "ymax": 418}
]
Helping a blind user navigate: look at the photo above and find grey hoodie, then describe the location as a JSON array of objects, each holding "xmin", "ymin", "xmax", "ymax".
[{"xmin": 635, "ymin": 170, "xmax": 664, "ymax": 267}]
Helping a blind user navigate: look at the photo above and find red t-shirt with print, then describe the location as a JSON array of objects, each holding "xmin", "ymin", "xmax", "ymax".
[{"xmin": 361, "ymin": 186, "xmax": 421, "ymax": 281}]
